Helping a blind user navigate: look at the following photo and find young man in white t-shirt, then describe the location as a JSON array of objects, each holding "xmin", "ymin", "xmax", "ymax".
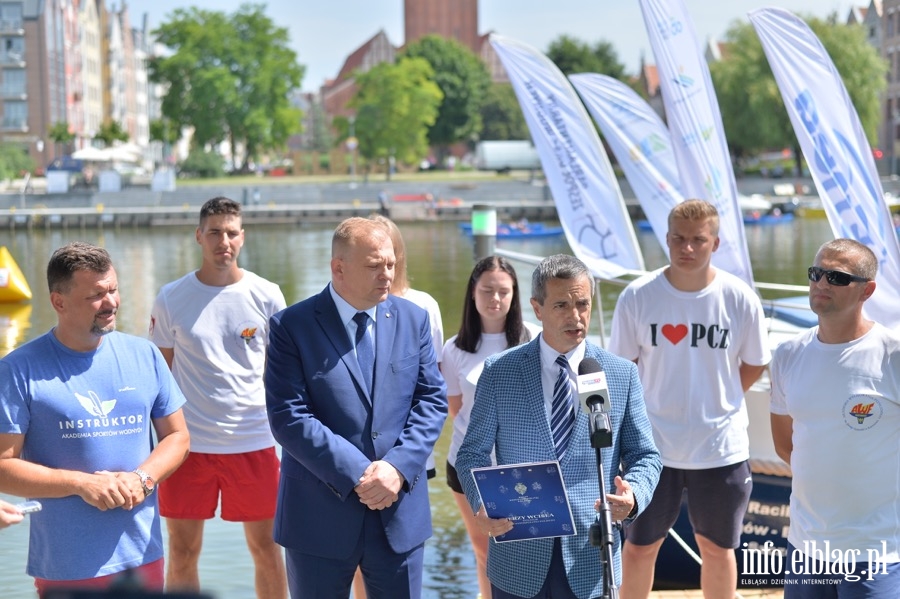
[
  {"xmin": 771, "ymin": 238, "xmax": 900, "ymax": 596},
  {"xmin": 609, "ymin": 200, "xmax": 770, "ymax": 599},
  {"xmin": 150, "ymin": 197, "xmax": 287, "ymax": 598}
]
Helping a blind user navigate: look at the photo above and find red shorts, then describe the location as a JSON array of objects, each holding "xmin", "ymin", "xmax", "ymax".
[
  {"xmin": 35, "ymin": 558, "xmax": 163, "ymax": 597},
  {"xmin": 159, "ymin": 447, "xmax": 280, "ymax": 522}
]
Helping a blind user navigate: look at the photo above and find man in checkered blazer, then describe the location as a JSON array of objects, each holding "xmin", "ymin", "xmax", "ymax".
[{"xmin": 457, "ymin": 254, "xmax": 661, "ymax": 599}]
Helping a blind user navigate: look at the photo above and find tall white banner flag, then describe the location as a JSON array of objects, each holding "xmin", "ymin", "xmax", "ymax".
[
  {"xmin": 640, "ymin": 0, "xmax": 754, "ymax": 285},
  {"xmin": 489, "ymin": 34, "xmax": 645, "ymax": 278},
  {"xmin": 570, "ymin": 73, "xmax": 684, "ymax": 257},
  {"xmin": 750, "ymin": 8, "xmax": 900, "ymax": 329}
]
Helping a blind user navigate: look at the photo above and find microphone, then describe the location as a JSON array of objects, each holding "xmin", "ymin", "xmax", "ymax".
[
  {"xmin": 579, "ymin": 358, "xmax": 613, "ymax": 449},
  {"xmin": 577, "ymin": 357, "xmax": 610, "ymax": 414}
]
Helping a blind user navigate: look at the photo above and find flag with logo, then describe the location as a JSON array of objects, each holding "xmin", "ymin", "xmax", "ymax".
[
  {"xmin": 489, "ymin": 34, "xmax": 645, "ymax": 278},
  {"xmin": 639, "ymin": 0, "xmax": 754, "ymax": 286},
  {"xmin": 570, "ymin": 73, "xmax": 684, "ymax": 257},
  {"xmin": 750, "ymin": 8, "xmax": 900, "ymax": 329}
]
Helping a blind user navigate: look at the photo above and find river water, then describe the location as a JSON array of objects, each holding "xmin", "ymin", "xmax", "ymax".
[{"xmin": 0, "ymin": 217, "xmax": 833, "ymax": 598}]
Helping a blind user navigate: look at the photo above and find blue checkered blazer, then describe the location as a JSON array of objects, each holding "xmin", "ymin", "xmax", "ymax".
[{"xmin": 456, "ymin": 338, "xmax": 661, "ymax": 599}]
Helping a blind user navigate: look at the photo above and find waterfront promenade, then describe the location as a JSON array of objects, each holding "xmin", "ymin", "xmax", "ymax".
[{"xmin": 0, "ymin": 173, "xmax": 817, "ymax": 229}]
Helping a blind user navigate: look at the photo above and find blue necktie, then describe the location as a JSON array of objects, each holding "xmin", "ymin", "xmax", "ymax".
[
  {"xmin": 353, "ymin": 311, "xmax": 374, "ymax": 394},
  {"xmin": 550, "ymin": 354, "xmax": 575, "ymax": 458}
]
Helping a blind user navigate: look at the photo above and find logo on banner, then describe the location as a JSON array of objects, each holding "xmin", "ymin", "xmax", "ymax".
[
  {"xmin": 672, "ymin": 68, "xmax": 694, "ymax": 89},
  {"xmin": 655, "ymin": 16, "xmax": 684, "ymax": 40},
  {"xmin": 795, "ymin": 90, "xmax": 888, "ymax": 270},
  {"xmin": 639, "ymin": 134, "xmax": 668, "ymax": 160}
]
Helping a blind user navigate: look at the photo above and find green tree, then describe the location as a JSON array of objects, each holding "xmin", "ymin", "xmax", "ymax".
[
  {"xmin": 711, "ymin": 16, "xmax": 887, "ymax": 174},
  {"xmin": 350, "ymin": 57, "xmax": 443, "ymax": 181},
  {"xmin": 93, "ymin": 120, "xmax": 129, "ymax": 147},
  {"xmin": 480, "ymin": 83, "xmax": 528, "ymax": 141},
  {"xmin": 48, "ymin": 122, "xmax": 76, "ymax": 156},
  {"xmin": 545, "ymin": 35, "xmax": 627, "ymax": 79},
  {"xmin": 149, "ymin": 118, "xmax": 179, "ymax": 145},
  {"xmin": 178, "ymin": 148, "xmax": 225, "ymax": 178},
  {"xmin": 150, "ymin": 3, "xmax": 305, "ymax": 171},
  {"xmin": 0, "ymin": 144, "xmax": 34, "ymax": 179},
  {"xmin": 402, "ymin": 35, "xmax": 490, "ymax": 165}
]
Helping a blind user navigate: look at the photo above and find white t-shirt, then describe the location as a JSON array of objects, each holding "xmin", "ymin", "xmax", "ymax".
[
  {"xmin": 399, "ymin": 287, "xmax": 444, "ymax": 472},
  {"xmin": 150, "ymin": 270, "xmax": 286, "ymax": 453},
  {"xmin": 442, "ymin": 322, "xmax": 541, "ymax": 467},
  {"xmin": 608, "ymin": 267, "xmax": 771, "ymax": 469},
  {"xmin": 402, "ymin": 288, "xmax": 444, "ymax": 362},
  {"xmin": 770, "ymin": 323, "xmax": 900, "ymax": 561}
]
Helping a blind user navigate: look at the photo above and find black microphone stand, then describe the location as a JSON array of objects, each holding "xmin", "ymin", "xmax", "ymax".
[{"xmin": 587, "ymin": 408, "xmax": 618, "ymax": 599}]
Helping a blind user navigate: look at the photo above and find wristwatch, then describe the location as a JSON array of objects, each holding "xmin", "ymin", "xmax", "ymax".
[{"xmin": 133, "ymin": 468, "xmax": 156, "ymax": 497}]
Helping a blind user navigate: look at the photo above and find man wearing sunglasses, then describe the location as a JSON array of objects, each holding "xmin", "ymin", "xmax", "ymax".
[{"xmin": 770, "ymin": 238, "xmax": 900, "ymax": 596}]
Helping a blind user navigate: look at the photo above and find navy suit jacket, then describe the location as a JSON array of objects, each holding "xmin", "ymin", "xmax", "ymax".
[
  {"xmin": 456, "ymin": 338, "xmax": 661, "ymax": 599},
  {"xmin": 265, "ymin": 285, "xmax": 448, "ymax": 558}
]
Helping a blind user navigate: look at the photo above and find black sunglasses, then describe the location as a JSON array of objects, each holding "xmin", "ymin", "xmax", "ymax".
[{"xmin": 807, "ymin": 266, "xmax": 870, "ymax": 287}]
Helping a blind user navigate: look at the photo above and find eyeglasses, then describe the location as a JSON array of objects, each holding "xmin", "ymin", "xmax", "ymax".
[{"xmin": 807, "ymin": 266, "xmax": 870, "ymax": 287}]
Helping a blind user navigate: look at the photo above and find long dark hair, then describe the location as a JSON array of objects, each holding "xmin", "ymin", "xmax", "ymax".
[{"xmin": 454, "ymin": 256, "xmax": 531, "ymax": 353}]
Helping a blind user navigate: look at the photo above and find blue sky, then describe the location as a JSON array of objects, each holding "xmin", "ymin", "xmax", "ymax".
[{"xmin": 144, "ymin": 0, "xmax": 853, "ymax": 92}]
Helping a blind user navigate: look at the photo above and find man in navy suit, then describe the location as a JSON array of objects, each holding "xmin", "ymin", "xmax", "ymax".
[
  {"xmin": 457, "ymin": 254, "xmax": 661, "ymax": 599},
  {"xmin": 264, "ymin": 217, "xmax": 447, "ymax": 599}
]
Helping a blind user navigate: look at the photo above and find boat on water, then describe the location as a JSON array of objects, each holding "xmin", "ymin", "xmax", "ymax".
[
  {"xmin": 0, "ymin": 246, "xmax": 32, "ymax": 303},
  {"xmin": 459, "ymin": 221, "xmax": 564, "ymax": 239}
]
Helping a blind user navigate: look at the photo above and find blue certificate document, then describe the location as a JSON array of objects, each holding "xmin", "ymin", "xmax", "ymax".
[{"xmin": 471, "ymin": 460, "xmax": 576, "ymax": 543}]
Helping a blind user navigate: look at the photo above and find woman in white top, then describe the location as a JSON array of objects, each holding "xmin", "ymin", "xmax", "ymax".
[{"xmin": 442, "ymin": 255, "xmax": 540, "ymax": 599}]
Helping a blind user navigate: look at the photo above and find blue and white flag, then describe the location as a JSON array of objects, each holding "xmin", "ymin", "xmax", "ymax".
[
  {"xmin": 570, "ymin": 73, "xmax": 683, "ymax": 257},
  {"xmin": 750, "ymin": 8, "xmax": 900, "ymax": 329},
  {"xmin": 640, "ymin": 0, "xmax": 754, "ymax": 285},
  {"xmin": 489, "ymin": 34, "xmax": 645, "ymax": 278}
]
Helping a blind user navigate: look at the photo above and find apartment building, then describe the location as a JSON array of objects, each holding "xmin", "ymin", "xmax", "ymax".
[{"xmin": 0, "ymin": 0, "xmax": 156, "ymax": 171}]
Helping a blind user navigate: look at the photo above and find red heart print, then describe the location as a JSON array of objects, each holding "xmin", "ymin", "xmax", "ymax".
[{"xmin": 661, "ymin": 324, "xmax": 688, "ymax": 345}]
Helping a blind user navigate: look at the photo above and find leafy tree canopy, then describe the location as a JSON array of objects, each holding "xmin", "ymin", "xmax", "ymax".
[
  {"xmin": 545, "ymin": 34, "xmax": 627, "ymax": 80},
  {"xmin": 0, "ymin": 144, "xmax": 34, "ymax": 179},
  {"xmin": 48, "ymin": 122, "xmax": 76, "ymax": 145},
  {"xmin": 93, "ymin": 120, "xmax": 129, "ymax": 146},
  {"xmin": 349, "ymin": 57, "xmax": 443, "ymax": 180},
  {"xmin": 149, "ymin": 3, "xmax": 305, "ymax": 170},
  {"xmin": 402, "ymin": 35, "xmax": 491, "ymax": 158},
  {"xmin": 480, "ymin": 83, "xmax": 529, "ymax": 141},
  {"xmin": 711, "ymin": 15, "xmax": 886, "ymax": 170}
]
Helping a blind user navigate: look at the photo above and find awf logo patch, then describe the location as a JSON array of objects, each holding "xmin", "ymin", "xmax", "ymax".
[
  {"xmin": 231, "ymin": 320, "xmax": 265, "ymax": 352},
  {"xmin": 842, "ymin": 395, "xmax": 883, "ymax": 431}
]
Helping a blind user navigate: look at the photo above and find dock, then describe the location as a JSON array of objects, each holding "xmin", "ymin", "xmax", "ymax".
[{"xmin": 0, "ymin": 199, "xmax": 563, "ymax": 230}]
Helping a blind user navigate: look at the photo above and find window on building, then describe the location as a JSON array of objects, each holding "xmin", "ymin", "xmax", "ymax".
[
  {"xmin": 2, "ymin": 35, "xmax": 23, "ymax": 62},
  {"xmin": 2, "ymin": 67, "xmax": 24, "ymax": 95},
  {"xmin": 2, "ymin": 98, "xmax": 26, "ymax": 129},
  {"xmin": 0, "ymin": 2, "xmax": 23, "ymax": 30}
]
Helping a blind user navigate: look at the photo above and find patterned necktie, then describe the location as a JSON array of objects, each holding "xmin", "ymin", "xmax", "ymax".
[
  {"xmin": 550, "ymin": 354, "xmax": 575, "ymax": 458},
  {"xmin": 352, "ymin": 311, "xmax": 374, "ymax": 394}
]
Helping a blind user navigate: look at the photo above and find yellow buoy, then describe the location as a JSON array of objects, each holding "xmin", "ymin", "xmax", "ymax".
[{"xmin": 0, "ymin": 246, "xmax": 33, "ymax": 303}]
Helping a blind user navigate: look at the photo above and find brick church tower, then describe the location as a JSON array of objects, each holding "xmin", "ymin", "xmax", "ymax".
[{"xmin": 404, "ymin": 0, "xmax": 480, "ymax": 53}]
